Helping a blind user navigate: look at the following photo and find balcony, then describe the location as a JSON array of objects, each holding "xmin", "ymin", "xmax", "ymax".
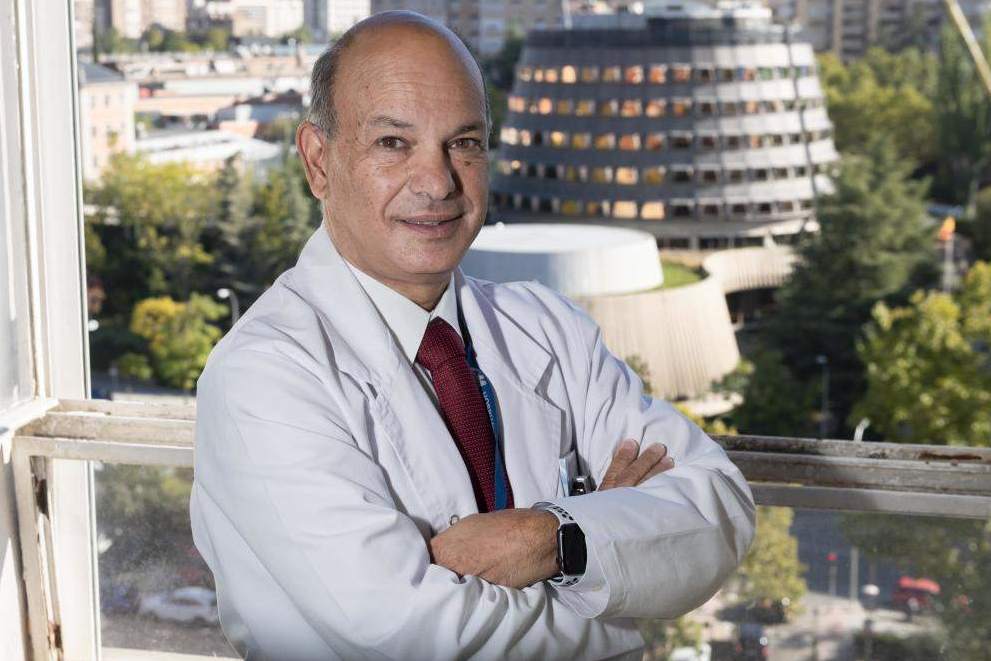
[{"xmin": 5, "ymin": 399, "xmax": 989, "ymax": 659}]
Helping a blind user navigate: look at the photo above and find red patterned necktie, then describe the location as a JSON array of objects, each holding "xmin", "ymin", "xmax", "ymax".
[{"xmin": 416, "ymin": 317, "xmax": 513, "ymax": 513}]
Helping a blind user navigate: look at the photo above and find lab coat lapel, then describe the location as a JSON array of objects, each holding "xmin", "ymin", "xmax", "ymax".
[
  {"xmin": 455, "ymin": 270, "xmax": 566, "ymax": 507},
  {"xmin": 287, "ymin": 227, "xmax": 480, "ymax": 530}
]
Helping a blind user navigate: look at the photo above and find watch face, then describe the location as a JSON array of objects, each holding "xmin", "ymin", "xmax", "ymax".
[{"xmin": 559, "ymin": 522, "xmax": 587, "ymax": 575}]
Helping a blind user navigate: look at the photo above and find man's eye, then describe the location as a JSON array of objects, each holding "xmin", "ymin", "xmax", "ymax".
[
  {"xmin": 376, "ymin": 136, "xmax": 406, "ymax": 149},
  {"xmin": 451, "ymin": 137, "xmax": 484, "ymax": 151}
]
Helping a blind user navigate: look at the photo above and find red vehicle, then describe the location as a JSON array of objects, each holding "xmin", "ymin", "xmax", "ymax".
[{"xmin": 892, "ymin": 576, "xmax": 940, "ymax": 615}]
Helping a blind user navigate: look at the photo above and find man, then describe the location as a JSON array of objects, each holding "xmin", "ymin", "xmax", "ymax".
[{"xmin": 190, "ymin": 11, "xmax": 755, "ymax": 660}]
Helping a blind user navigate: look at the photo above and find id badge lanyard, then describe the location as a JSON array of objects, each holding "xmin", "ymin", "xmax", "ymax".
[{"xmin": 456, "ymin": 305, "xmax": 511, "ymax": 511}]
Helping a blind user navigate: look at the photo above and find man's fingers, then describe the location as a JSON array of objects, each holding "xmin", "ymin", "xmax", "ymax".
[
  {"xmin": 599, "ymin": 439, "xmax": 639, "ymax": 490},
  {"xmin": 641, "ymin": 455, "xmax": 676, "ymax": 483},
  {"xmin": 616, "ymin": 443, "xmax": 669, "ymax": 486}
]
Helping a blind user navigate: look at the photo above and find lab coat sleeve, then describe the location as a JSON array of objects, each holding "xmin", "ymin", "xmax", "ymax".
[
  {"xmin": 190, "ymin": 345, "xmax": 623, "ymax": 661},
  {"xmin": 541, "ymin": 299, "xmax": 756, "ymax": 620}
]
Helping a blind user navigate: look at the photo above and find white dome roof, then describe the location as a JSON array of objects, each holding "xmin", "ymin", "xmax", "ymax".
[{"xmin": 463, "ymin": 223, "xmax": 663, "ymax": 297}]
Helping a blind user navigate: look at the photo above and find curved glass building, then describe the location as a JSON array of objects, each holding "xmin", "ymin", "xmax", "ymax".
[{"xmin": 490, "ymin": 0, "xmax": 839, "ymax": 250}]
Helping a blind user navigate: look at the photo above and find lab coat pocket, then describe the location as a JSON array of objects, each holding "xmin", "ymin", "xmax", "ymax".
[{"xmin": 557, "ymin": 448, "xmax": 578, "ymax": 497}]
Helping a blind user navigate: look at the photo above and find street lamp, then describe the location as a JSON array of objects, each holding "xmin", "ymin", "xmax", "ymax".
[
  {"xmin": 815, "ymin": 354, "xmax": 830, "ymax": 438},
  {"xmin": 217, "ymin": 287, "xmax": 241, "ymax": 326},
  {"xmin": 861, "ymin": 583, "xmax": 880, "ymax": 661}
]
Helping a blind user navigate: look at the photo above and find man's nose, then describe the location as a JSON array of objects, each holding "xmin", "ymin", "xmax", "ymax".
[{"xmin": 408, "ymin": 148, "xmax": 457, "ymax": 200}]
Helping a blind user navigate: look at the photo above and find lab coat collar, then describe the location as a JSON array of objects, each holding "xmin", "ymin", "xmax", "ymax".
[{"xmin": 287, "ymin": 225, "xmax": 563, "ymax": 515}]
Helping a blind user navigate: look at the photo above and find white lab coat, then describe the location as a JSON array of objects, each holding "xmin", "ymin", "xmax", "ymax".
[{"xmin": 190, "ymin": 226, "xmax": 756, "ymax": 661}]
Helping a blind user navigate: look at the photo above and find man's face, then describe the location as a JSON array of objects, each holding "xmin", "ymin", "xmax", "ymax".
[{"xmin": 308, "ymin": 28, "xmax": 489, "ymax": 289}]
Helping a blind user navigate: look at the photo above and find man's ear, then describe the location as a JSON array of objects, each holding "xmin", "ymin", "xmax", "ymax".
[{"xmin": 296, "ymin": 121, "xmax": 331, "ymax": 199}]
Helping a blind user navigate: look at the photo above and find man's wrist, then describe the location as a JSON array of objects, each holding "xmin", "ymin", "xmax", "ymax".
[{"xmin": 529, "ymin": 509, "xmax": 561, "ymax": 580}]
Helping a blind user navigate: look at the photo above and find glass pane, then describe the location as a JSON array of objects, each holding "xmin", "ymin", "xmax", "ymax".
[
  {"xmin": 0, "ymin": 154, "xmax": 34, "ymax": 410},
  {"xmin": 95, "ymin": 462, "xmax": 237, "ymax": 657},
  {"xmin": 638, "ymin": 506, "xmax": 990, "ymax": 661}
]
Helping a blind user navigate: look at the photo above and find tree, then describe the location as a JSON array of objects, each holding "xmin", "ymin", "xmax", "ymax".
[
  {"xmin": 765, "ymin": 136, "xmax": 935, "ymax": 434},
  {"xmin": 734, "ymin": 507, "xmax": 807, "ymax": 618},
  {"xmin": 932, "ymin": 20, "xmax": 991, "ymax": 206},
  {"xmin": 840, "ymin": 513, "xmax": 991, "ymax": 659},
  {"xmin": 731, "ymin": 350, "xmax": 816, "ymax": 438},
  {"xmin": 854, "ymin": 262, "xmax": 991, "ymax": 446},
  {"xmin": 818, "ymin": 50, "xmax": 936, "ymax": 168},
  {"xmin": 120, "ymin": 294, "xmax": 226, "ymax": 390},
  {"xmin": 87, "ymin": 153, "xmax": 219, "ymax": 303}
]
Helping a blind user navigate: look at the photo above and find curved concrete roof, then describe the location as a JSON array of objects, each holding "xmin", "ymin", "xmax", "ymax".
[{"xmin": 464, "ymin": 223, "xmax": 663, "ymax": 296}]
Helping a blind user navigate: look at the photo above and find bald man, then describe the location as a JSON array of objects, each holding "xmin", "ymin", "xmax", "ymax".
[{"xmin": 190, "ymin": 11, "xmax": 755, "ymax": 660}]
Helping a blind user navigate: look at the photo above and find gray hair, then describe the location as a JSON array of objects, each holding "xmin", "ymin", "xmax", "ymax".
[{"xmin": 306, "ymin": 12, "xmax": 491, "ymax": 140}]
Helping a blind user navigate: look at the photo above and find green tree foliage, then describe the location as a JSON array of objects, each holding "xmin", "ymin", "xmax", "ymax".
[
  {"xmin": 818, "ymin": 50, "xmax": 936, "ymax": 167},
  {"xmin": 93, "ymin": 27, "xmax": 139, "ymax": 55},
  {"xmin": 96, "ymin": 465, "xmax": 195, "ymax": 578},
  {"xmin": 731, "ymin": 350, "xmax": 816, "ymax": 437},
  {"xmin": 734, "ymin": 507, "xmax": 807, "ymax": 617},
  {"xmin": 840, "ymin": 514, "xmax": 991, "ymax": 659},
  {"xmin": 765, "ymin": 137, "xmax": 935, "ymax": 434},
  {"xmin": 121, "ymin": 294, "xmax": 226, "ymax": 390},
  {"xmin": 969, "ymin": 187, "xmax": 991, "ymax": 262},
  {"xmin": 87, "ymin": 154, "xmax": 219, "ymax": 305},
  {"xmin": 855, "ymin": 262, "xmax": 991, "ymax": 446},
  {"xmin": 933, "ymin": 21, "xmax": 991, "ymax": 205}
]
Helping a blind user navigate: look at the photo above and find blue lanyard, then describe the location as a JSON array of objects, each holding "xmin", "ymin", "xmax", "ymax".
[{"xmin": 456, "ymin": 306, "xmax": 511, "ymax": 511}]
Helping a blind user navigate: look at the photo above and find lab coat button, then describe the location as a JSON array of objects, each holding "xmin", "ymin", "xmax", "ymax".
[{"xmin": 449, "ymin": 514, "xmax": 460, "ymax": 526}]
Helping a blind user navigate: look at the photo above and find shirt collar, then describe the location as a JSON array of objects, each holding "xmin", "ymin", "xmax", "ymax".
[{"xmin": 343, "ymin": 259, "xmax": 462, "ymax": 364}]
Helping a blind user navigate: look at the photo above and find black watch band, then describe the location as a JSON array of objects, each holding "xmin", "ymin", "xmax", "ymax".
[{"xmin": 540, "ymin": 504, "xmax": 587, "ymax": 585}]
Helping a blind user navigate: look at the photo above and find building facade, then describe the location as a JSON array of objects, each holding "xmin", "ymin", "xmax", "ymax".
[
  {"xmin": 490, "ymin": 1, "xmax": 839, "ymax": 249},
  {"xmin": 105, "ymin": 0, "xmax": 188, "ymax": 38},
  {"xmin": 305, "ymin": 0, "xmax": 371, "ymax": 39},
  {"xmin": 231, "ymin": 0, "xmax": 305, "ymax": 37},
  {"xmin": 78, "ymin": 63, "xmax": 138, "ymax": 181},
  {"xmin": 370, "ymin": 0, "xmax": 563, "ymax": 55},
  {"xmin": 768, "ymin": 0, "xmax": 991, "ymax": 58}
]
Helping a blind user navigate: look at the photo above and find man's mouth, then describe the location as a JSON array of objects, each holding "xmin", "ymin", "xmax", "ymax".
[{"xmin": 398, "ymin": 214, "xmax": 461, "ymax": 227}]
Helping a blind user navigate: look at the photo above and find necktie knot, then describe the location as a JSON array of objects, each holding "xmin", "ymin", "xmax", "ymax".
[{"xmin": 416, "ymin": 317, "xmax": 465, "ymax": 372}]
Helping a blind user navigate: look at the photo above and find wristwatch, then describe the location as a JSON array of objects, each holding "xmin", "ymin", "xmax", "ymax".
[{"xmin": 540, "ymin": 504, "xmax": 587, "ymax": 586}]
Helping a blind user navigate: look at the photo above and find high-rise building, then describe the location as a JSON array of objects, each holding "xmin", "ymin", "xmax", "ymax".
[
  {"xmin": 105, "ymin": 0, "xmax": 188, "ymax": 38},
  {"xmin": 305, "ymin": 0, "xmax": 371, "ymax": 39},
  {"xmin": 369, "ymin": 0, "xmax": 563, "ymax": 55},
  {"xmin": 767, "ymin": 0, "xmax": 991, "ymax": 58},
  {"xmin": 75, "ymin": 1, "xmax": 95, "ymax": 50},
  {"xmin": 78, "ymin": 62, "xmax": 138, "ymax": 181},
  {"xmin": 490, "ymin": 0, "xmax": 840, "ymax": 250},
  {"xmin": 231, "ymin": 0, "xmax": 305, "ymax": 37}
]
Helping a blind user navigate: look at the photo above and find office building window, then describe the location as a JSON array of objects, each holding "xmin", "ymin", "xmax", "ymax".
[
  {"xmin": 537, "ymin": 98, "xmax": 553, "ymax": 114},
  {"xmin": 625, "ymin": 65, "xmax": 644, "ymax": 84},
  {"xmin": 519, "ymin": 129, "xmax": 532, "ymax": 146},
  {"xmin": 645, "ymin": 133, "xmax": 665, "ymax": 151},
  {"xmin": 561, "ymin": 65, "xmax": 577, "ymax": 84},
  {"xmin": 671, "ymin": 99, "xmax": 692, "ymax": 116},
  {"xmin": 544, "ymin": 68, "xmax": 559, "ymax": 83},
  {"xmin": 556, "ymin": 99, "xmax": 574, "ymax": 115},
  {"xmin": 645, "ymin": 99, "xmax": 666, "ymax": 117},
  {"xmin": 591, "ymin": 166, "xmax": 613, "ymax": 183},
  {"xmin": 699, "ymin": 133, "xmax": 718, "ymax": 150},
  {"xmin": 549, "ymin": 130, "xmax": 568, "ymax": 148},
  {"xmin": 518, "ymin": 65, "xmax": 533, "ymax": 81},
  {"xmin": 616, "ymin": 167, "xmax": 638, "ymax": 185},
  {"xmin": 500, "ymin": 127, "xmax": 518, "ymax": 145},
  {"xmin": 697, "ymin": 100, "xmax": 716, "ymax": 116},
  {"xmin": 671, "ymin": 202, "xmax": 695, "ymax": 217},
  {"xmin": 726, "ymin": 168, "xmax": 745, "ymax": 183},
  {"xmin": 641, "ymin": 201, "xmax": 665, "ymax": 219},
  {"xmin": 700, "ymin": 169, "xmax": 720, "ymax": 184},
  {"xmin": 508, "ymin": 95, "xmax": 526, "ymax": 112},
  {"xmin": 648, "ymin": 64, "xmax": 667, "ymax": 84},
  {"xmin": 695, "ymin": 66, "xmax": 714, "ymax": 82},
  {"xmin": 642, "ymin": 166, "xmax": 666, "ymax": 185},
  {"xmin": 581, "ymin": 66, "xmax": 599, "ymax": 83},
  {"xmin": 576, "ymin": 99, "xmax": 596, "ymax": 116},
  {"xmin": 672, "ymin": 166, "xmax": 694, "ymax": 182},
  {"xmin": 724, "ymin": 134, "xmax": 742, "ymax": 150},
  {"xmin": 672, "ymin": 64, "xmax": 691, "ymax": 82},
  {"xmin": 561, "ymin": 199, "xmax": 583, "ymax": 215},
  {"xmin": 602, "ymin": 65, "xmax": 622, "ymax": 82},
  {"xmin": 719, "ymin": 67, "xmax": 735, "ymax": 81},
  {"xmin": 621, "ymin": 99, "xmax": 642, "ymax": 117},
  {"xmin": 619, "ymin": 133, "xmax": 641, "ymax": 150},
  {"xmin": 599, "ymin": 99, "xmax": 619, "ymax": 117},
  {"xmin": 671, "ymin": 133, "xmax": 693, "ymax": 149},
  {"xmin": 571, "ymin": 132, "xmax": 592, "ymax": 149},
  {"xmin": 613, "ymin": 201, "xmax": 638, "ymax": 218}
]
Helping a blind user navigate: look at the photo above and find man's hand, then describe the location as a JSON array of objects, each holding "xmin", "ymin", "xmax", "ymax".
[
  {"xmin": 430, "ymin": 439, "xmax": 674, "ymax": 588},
  {"xmin": 429, "ymin": 508, "xmax": 559, "ymax": 589},
  {"xmin": 599, "ymin": 439, "xmax": 674, "ymax": 491}
]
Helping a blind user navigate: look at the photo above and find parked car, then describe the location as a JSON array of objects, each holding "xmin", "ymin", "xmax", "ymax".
[
  {"xmin": 138, "ymin": 586, "xmax": 218, "ymax": 625},
  {"xmin": 734, "ymin": 622, "xmax": 769, "ymax": 660},
  {"xmin": 892, "ymin": 576, "xmax": 940, "ymax": 616},
  {"xmin": 669, "ymin": 642, "xmax": 712, "ymax": 661}
]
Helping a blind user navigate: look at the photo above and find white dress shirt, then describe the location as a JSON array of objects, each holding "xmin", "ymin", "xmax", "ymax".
[
  {"xmin": 342, "ymin": 259, "xmax": 460, "ymax": 408},
  {"xmin": 342, "ymin": 258, "xmax": 602, "ymax": 590}
]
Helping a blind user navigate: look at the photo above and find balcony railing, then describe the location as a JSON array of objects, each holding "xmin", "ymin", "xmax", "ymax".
[{"xmin": 10, "ymin": 399, "xmax": 991, "ymax": 659}]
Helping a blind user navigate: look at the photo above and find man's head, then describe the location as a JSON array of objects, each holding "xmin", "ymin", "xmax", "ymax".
[{"xmin": 297, "ymin": 11, "xmax": 491, "ymax": 305}]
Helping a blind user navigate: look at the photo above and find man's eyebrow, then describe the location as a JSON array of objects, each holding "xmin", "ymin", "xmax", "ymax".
[{"xmin": 368, "ymin": 115, "xmax": 414, "ymax": 129}]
